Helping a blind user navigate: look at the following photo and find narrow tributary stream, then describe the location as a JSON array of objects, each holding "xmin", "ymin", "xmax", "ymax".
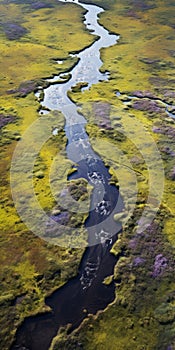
[{"xmin": 11, "ymin": 1, "xmax": 123, "ymax": 349}]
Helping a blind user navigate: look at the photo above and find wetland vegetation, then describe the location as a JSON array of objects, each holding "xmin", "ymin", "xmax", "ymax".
[{"xmin": 0, "ymin": 0, "xmax": 175, "ymax": 349}]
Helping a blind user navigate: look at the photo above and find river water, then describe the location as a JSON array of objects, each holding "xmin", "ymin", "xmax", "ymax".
[{"xmin": 11, "ymin": 1, "xmax": 123, "ymax": 349}]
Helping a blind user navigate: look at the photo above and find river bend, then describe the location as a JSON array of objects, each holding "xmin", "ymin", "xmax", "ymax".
[{"xmin": 11, "ymin": 1, "xmax": 123, "ymax": 349}]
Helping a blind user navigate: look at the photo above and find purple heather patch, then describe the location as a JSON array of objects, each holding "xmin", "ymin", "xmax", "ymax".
[
  {"xmin": 163, "ymin": 90, "xmax": 175, "ymax": 99},
  {"xmin": 2, "ymin": 22, "xmax": 28, "ymax": 40},
  {"xmin": 132, "ymin": 99, "xmax": 164, "ymax": 113},
  {"xmin": 0, "ymin": 114, "xmax": 15, "ymax": 129},
  {"xmin": 93, "ymin": 102, "xmax": 112, "ymax": 130},
  {"xmin": 129, "ymin": 238, "xmax": 138, "ymax": 250},
  {"xmin": 149, "ymin": 77, "xmax": 175, "ymax": 89},
  {"xmin": 133, "ymin": 257, "xmax": 145, "ymax": 266},
  {"xmin": 160, "ymin": 146, "xmax": 175, "ymax": 157},
  {"xmin": 31, "ymin": 2, "xmax": 53, "ymax": 10},
  {"xmin": 152, "ymin": 254, "xmax": 167, "ymax": 278},
  {"xmin": 152, "ymin": 125, "xmax": 175, "ymax": 138},
  {"xmin": 128, "ymin": 232, "xmax": 145, "ymax": 250},
  {"xmin": 131, "ymin": 90, "xmax": 157, "ymax": 99},
  {"xmin": 7, "ymin": 80, "xmax": 39, "ymax": 97},
  {"xmin": 152, "ymin": 126, "xmax": 163, "ymax": 134},
  {"xmin": 127, "ymin": 220, "xmax": 174, "ymax": 281}
]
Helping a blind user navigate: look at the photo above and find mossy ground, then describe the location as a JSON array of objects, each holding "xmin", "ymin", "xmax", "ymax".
[
  {"xmin": 0, "ymin": 0, "xmax": 95, "ymax": 348},
  {"xmin": 0, "ymin": 0, "xmax": 175, "ymax": 349},
  {"xmin": 51, "ymin": 0, "xmax": 175, "ymax": 349}
]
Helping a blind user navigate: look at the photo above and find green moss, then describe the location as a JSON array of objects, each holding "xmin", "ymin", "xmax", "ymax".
[
  {"xmin": 1, "ymin": 0, "xmax": 175, "ymax": 348},
  {"xmin": 49, "ymin": 1, "xmax": 175, "ymax": 349},
  {"xmin": 0, "ymin": 0, "xmax": 97, "ymax": 347}
]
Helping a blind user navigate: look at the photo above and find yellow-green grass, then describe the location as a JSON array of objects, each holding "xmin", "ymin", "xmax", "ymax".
[
  {"xmin": 0, "ymin": 0, "xmax": 175, "ymax": 348},
  {"xmin": 68, "ymin": 0, "xmax": 175, "ymax": 245},
  {"xmin": 51, "ymin": 0, "xmax": 175, "ymax": 349},
  {"xmin": 0, "ymin": 0, "xmax": 96, "ymax": 348}
]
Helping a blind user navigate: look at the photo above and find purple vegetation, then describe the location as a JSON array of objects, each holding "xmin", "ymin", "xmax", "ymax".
[
  {"xmin": 152, "ymin": 126, "xmax": 163, "ymax": 134},
  {"xmin": 125, "ymin": 1, "xmax": 156, "ymax": 18},
  {"xmin": 132, "ymin": 90, "xmax": 157, "ymax": 99},
  {"xmin": 0, "ymin": 114, "xmax": 15, "ymax": 129},
  {"xmin": 152, "ymin": 125, "xmax": 175, "ymax": 138},
  {"xmin": 164, "ymin": 90, "xmax": 175, "ymax": 99},
  {"xmin": 160, "ymin": 146, "xmax": 175, "ymax": 157},
  {"xmin": 152, "ymin": 254, "xmax": 167, "ymax": 278},
  {"xmin": 132, "ymin": 99, "xmax": 164, "ymax": 113},
  {"xmin": 3, "ymin": 23, "xmax": 28, "ymax": 40},
  {"xmin": 31, "ymin": 2, "xmax": 53, "ymax": 10},
  {"xmin": 93, "ymin": 102, "xmax": 112, "ymax": 130},
  {"xmin": 149, "ymin": 77, "xmax": 175, "ymax": 88},
  {"xmin": 133, "ymin": 257, "xmax": 145, "ymax": 266},
  {"xmin": 129, "ymin": 238, "xmax": 138, "ymax": 250},
  {"xmin": 7, "ymin": 80, "xmax": 39, "ymax": 97},
  {"xmin": 128, "ymin": 231, "xmax": 145, "ymax": 250},
  {"xmin": 128, "ymin": 221, "xmax": 174, "ymax": 281}
]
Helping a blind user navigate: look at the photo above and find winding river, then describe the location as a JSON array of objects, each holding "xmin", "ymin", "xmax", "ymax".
[{"xmin": 11, "ymin": 1, "xmax": 123, "ymax": 349}]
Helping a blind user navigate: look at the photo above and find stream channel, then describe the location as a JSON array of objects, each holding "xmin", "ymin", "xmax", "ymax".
[{"xmin": 11, "ymin": 0, "xmax": 123, "ymax": 349}]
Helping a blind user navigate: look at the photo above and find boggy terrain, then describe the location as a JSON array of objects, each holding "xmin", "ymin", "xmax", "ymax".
[
  {"xmin": 0, "ymin": 0, "xmax": 94, "ymax": 348},
  {"xmin": 0, "ymin": 0, "xmax": 175, "ymax": 349}
]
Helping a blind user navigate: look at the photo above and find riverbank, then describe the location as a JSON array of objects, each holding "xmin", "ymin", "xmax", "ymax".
[
  {"xmin": 0, "ymin": 1, "xmax": 96, "ymax": 348},
  {"xmin": 10, "ymin": 1, "xmax": 123, "ymax": 348},
  {"xmin": 49, "ymin": 0, "xmax": 175, "ymax": 349},
  {"xmin": 0, "ymin": 0, "xmax": 175, "ymax": 349}
]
